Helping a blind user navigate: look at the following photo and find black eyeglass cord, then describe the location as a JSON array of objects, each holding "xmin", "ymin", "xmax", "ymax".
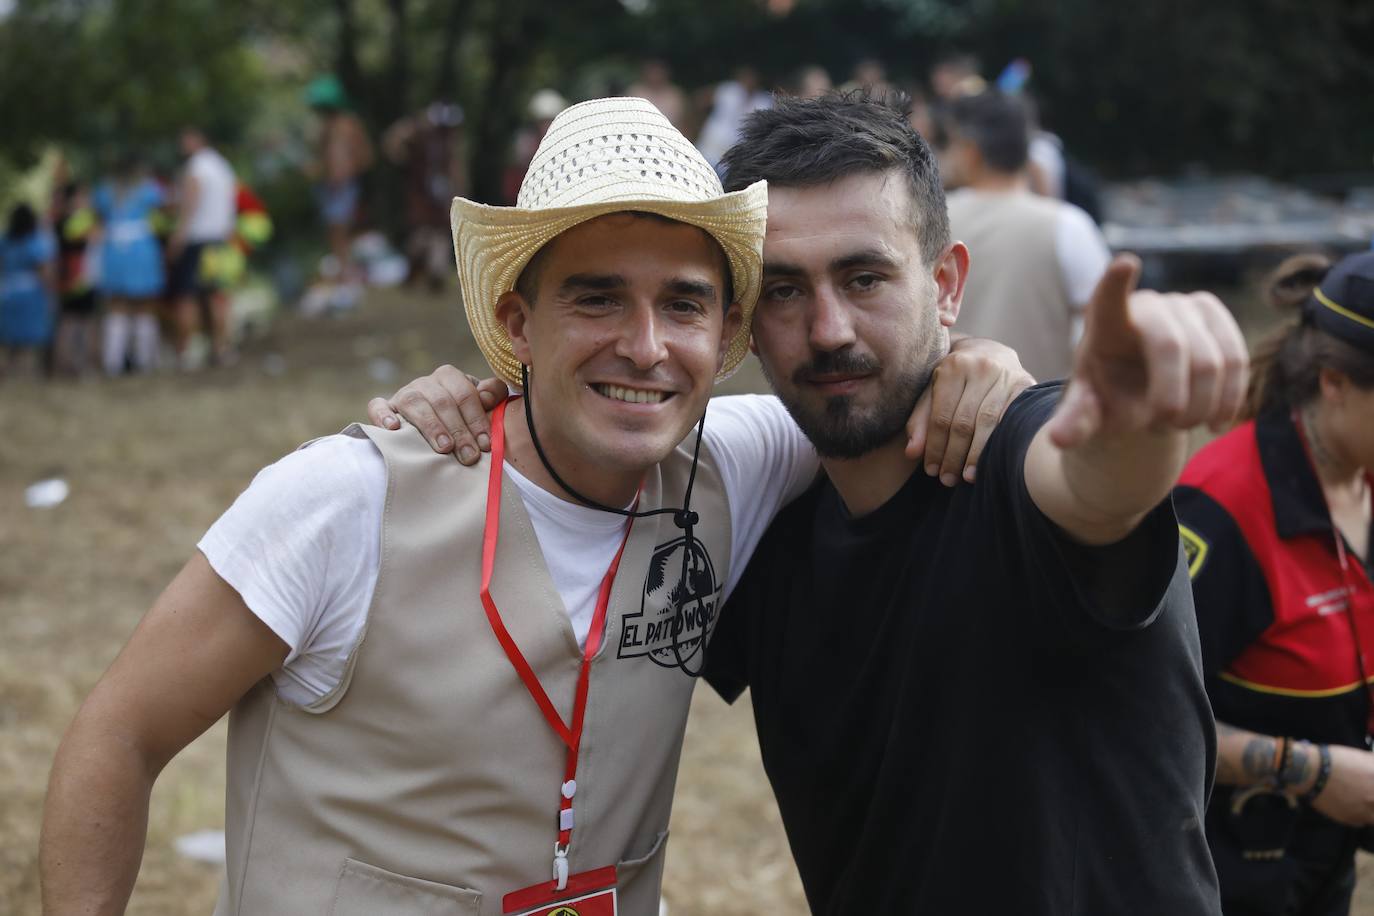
[{"xmin": 520, "ymin": 364, "xmax": 711, "ymax": 677}]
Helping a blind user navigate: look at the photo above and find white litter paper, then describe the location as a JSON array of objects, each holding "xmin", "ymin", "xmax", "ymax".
[{"xmin": 25, "ymin": 478, "xmax": 69, "ymax": 509}]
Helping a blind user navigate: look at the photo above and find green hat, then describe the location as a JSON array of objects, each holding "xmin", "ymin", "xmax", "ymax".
[{"xmin": 306, "ymin": 75, "xmax": 349, "ymax": 111}]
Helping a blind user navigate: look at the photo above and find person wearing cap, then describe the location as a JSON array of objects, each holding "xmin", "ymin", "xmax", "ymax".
[
  {"xmin": 379, "ymin": 92, "xmax": 1244, "ymax": 914},
  {"xmin": 1175, "ymin": 251, "xmax": 1374, "ymax": 916},
  {"xmin": 39, "ymin": 97, "xmax": 1027, "ymax": 916},
  {"xmin": 306, "ymin": 74, "xmax": 374, "ymax": 284}
]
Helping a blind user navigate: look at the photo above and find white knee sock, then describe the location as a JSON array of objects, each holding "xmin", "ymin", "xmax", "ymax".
[
  {"xmin": 132, "ymin": 314, "xmax": 160, "ymax": 371},
  {"xmin": 102, "ymin": 312, "xmax": 131, "ymax": 375}
]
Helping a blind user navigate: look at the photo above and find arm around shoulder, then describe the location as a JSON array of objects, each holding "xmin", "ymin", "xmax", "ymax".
[{"xmin": 41, "ymin": 553, "xmax": 288, "ymax": 915}]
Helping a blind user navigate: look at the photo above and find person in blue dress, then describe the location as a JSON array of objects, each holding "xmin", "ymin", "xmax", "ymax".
[
  {"xmin": 94, "ymin": 156, "xmax": 166, "ymax": 374},
  {"xmin": 0, "ymin": 202, "xmax": 56, "ymax": 377}
]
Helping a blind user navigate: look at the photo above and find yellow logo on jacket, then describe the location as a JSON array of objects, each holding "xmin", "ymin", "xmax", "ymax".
[{"xmin": 1179, "ymin": 524, "xmax": 1209, "ymax": 578}]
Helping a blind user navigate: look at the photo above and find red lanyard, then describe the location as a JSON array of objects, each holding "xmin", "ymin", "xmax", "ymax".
[
  {"xmin": 1293, "ymin": 411, "xmax": 1374, "ymax": 729},
  {"xmin": 480, "ymin": 398, "xmax": 635, "ymax": 888}
]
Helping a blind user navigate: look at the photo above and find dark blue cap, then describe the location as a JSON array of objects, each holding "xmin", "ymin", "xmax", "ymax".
[{"xmin": 1305, "ymin": 251, "xmax": 1374, "ymax": 353}]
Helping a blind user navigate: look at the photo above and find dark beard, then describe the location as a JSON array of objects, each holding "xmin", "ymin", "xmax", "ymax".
[{"xmin": 764, "ymin": 348, "xmax": 934, "ymax": 460}]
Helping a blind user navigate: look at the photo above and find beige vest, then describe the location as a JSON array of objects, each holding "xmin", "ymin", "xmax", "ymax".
[
  {"xmin": 948, "ymin": 188, "xmax": 1073, "ymax": 381},
  {"xmin": 213, "ymin": 422, "xmax": 732, "ymax": 916}
]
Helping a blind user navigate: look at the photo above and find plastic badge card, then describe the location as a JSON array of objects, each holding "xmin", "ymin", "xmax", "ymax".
[
  {"xmin": 508, "ymin": 887, "xmax": 616, "ymax": 916},
  {"xmin": 504, "ymin": 865, "xmax": 618, "ymax": 916}
]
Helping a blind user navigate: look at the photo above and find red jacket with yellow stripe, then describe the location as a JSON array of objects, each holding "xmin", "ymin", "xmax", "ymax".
[{"xmin": 1175, "ymin": 412, "xmax": 1374, "ymax": 750}]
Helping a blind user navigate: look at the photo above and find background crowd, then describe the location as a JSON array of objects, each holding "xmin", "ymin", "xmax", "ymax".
[{"xmin": 0, "ymin": 51, "xmax": 1139, "ymax": 386}]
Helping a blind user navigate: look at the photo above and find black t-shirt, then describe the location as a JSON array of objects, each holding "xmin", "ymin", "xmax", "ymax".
[{"xmin": 705, "ymin": 383, "xmax": 1221, "ymax": 915}]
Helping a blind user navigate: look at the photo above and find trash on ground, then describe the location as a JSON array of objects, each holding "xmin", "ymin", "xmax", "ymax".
[{"xmin": 25, "ymin": 477, "xmax": 70, "ymax": 509}]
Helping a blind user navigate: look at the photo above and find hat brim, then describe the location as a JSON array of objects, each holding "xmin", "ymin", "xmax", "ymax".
[{"xmin": 451, "ymin": 180, "xmax": 768, "ymax": 388}]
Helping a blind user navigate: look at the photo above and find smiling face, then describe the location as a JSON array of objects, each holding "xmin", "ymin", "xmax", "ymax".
[
  {"xmin": 498, "ymin": 212, "xmax": 741, "ymax": 495},
  {"xmin": 751, "ymin": 170, "xmax": 968, "ymax": 459}
]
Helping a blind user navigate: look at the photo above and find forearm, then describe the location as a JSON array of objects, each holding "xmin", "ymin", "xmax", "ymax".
[
  {"xmin": 41, "ymin": 710, "xmax": 159, "ymax": 914},
  {"xmin": 1027, "ymin": 423, "xmax": 1187, "ymax": 545},
  {"xmin": 1214, "ymin": 721, "xmax": 1322, "ymax": 795}
]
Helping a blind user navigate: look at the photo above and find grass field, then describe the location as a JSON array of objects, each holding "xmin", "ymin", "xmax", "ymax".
[{"xmin": 3, "ymin": 282, "xmax": 1372, "ymax": 914}]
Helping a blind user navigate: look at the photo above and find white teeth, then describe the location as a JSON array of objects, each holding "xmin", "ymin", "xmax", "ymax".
[{"xmin": 595, "ymin": 384, "xmax": 666, "ymax": 404}]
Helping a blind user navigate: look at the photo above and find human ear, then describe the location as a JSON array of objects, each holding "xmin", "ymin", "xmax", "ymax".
[
  {"xmin": 496, "ymin": 290, "xmax": 535, "ymax": 367},
  {"xmin": 1318, "ymin": 368, "xmax": 1352, "ymax": 405},
  {"xmin": 933, "ymin": 241, "xmax": 969, "ymax": 328}
]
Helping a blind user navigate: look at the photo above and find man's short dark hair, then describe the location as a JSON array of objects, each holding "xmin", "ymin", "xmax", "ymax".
[
  {"xmin": 949, "ymin": 91, "xmax": 1030, "ymax": 175},
  {"xmin": 719, "ymin": 91, "xmax": 951, "ymax": 265}
]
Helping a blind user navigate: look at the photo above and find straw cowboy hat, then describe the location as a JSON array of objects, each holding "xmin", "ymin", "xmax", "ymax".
[{"xmin": 451, "ymin": 96, "xmax": 769, "ymax": 387}]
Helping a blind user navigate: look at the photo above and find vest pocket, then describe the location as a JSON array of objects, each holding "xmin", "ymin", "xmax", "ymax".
[
  {"xmin": 330, "ymin": 858, "xmax": 482, "ymax": 915},
  {"xmin": 615, "ymin": 830, "xmax": 670, "ymax": 908}
]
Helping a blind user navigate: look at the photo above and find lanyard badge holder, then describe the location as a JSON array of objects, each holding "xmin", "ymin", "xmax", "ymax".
[{"xmin": 483, "ymin": 399, "xmax": 625, "ymax": 915}]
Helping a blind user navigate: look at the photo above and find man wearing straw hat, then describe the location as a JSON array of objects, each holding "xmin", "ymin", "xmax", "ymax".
[{"xmin": 41, "ymin": 98, "xmax": 1026, "ymax": 916}]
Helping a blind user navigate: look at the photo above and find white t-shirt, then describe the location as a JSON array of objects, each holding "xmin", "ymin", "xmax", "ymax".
[
  {"xmin": 1054, "ymin": 204, "xmax": 1111, "ymax": 345},
  {"xmin": 198, "ymin": 395, "xmax": 818, "ymax": 705},
  {"xmin": 184, "ymin": 148, "xmax": 237, "ymax": 242}
]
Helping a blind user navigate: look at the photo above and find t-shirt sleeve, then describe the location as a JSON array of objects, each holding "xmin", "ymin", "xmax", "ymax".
[
  {"xmin": 144, "ymin": 180, "xmax": 166, "ymax": 211},
  {"xmin": 978, "ymin": 383, "xmax": 1181, "ymax": 635},
  {"xmin": 196, "ymin": 435, "xmax": 385, "ymax": 668},
  {"xmin": 1054, "ymin": 204, "xmax": 1111, "ymax": 345},
  {"xmin": 1174, "ymin": 483, "xmax": 1276, "ymax": 680},
  {"xmin": 32, "ymin": 231, "xmax": 56, "ymax": 264},
  {"xmin": 703, "ymin": 553, "xmax": 758, "ymax": 704},
  {"xmin": 92, "ymin": 186, "xmax": 111, "ymax": 221},
  {"xmin": 702, "ymin": 394, "xmax": 819, "ymax": 601}
]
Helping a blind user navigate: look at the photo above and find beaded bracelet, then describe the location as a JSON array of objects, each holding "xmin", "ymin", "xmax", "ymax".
[{"xmin": 1301, "ymin": 743, "xmax": 1333, "ymax": 803}]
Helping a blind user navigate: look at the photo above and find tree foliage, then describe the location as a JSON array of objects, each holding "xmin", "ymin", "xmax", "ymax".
[{"xmin": 1, "ymin": 0, "xmax": 1369, "ymax": 209}]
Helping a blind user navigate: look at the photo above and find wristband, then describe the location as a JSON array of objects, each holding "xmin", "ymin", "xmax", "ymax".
[
  {"xmin": 1274, "ymin": 735, "xmax": 1292, "ymax": 790},
  {"xmin": 1301, "ymin": 743, "xmax": 1333, "ymax": 803}
]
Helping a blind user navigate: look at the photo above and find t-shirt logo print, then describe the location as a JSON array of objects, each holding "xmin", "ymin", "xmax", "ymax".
[{"xmin": 618, "ymin": 535, "xmax": 721, "ymax": 671}]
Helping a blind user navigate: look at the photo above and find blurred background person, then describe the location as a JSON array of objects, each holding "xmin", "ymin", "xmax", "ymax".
[
  {"xmin": 696, "ymin": 66, "xmax": 772, "ymax": 168},
  {"xmin": 0, "ymin": 202, "xmax": 56, "ymax": 378},
  {"xmin": 929, "ymin": 51, "xmax": 983, "ymax": 102},
  {"xmin": 1021, "ymin": 91, "xmax": 1104, "ymax": 224},
  {"xmin": 49, "ymin": 181, "xmax": 100, "ymax": 377},
  {"xmin": 906, "ymin": 86, "xmax": 937, "ymax": 142},
  {"xmin": 169, "ymin": 126, "xmax": 237, "ymax": 368},
  {"xmin": 501, "ymin": 88, "xmax": 566, "ymax": 205},
  {"xmin": 789, "ymin": 64, "xmax": 832, "ymax": 99},
  {"xmin": 306, "ymin": 74, "xmax": 374, "ymax": 286},
  {"xmin": 840, "ymin": 57, "xmax": 892, "ymax": 95},
  {"xmin": 941, "ymin": 89, "xmax": 1109, "ymax": 381},
  {"xmin": 1176, "ymin": 251, "xmax": 1374, "ymax": 916},
  {"xmin": 92, "ymin": 155, "xmax": 166, "ymax": 375},
  {"xmin": 383, "ymin": 100, "xmax": 468, "ymax": 292},
  {"xmin": 627, "ymin": 58, "xmax": 688, "ymax": 130}
]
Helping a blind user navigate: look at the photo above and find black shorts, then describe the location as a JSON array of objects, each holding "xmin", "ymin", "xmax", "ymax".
[
  {"xmin": 60, "ymin": 291, "xmax": 98, "ymax": 317},
  {"xmin": 168, "ymin": 242, "xmax": 211, "ymax": 299}
]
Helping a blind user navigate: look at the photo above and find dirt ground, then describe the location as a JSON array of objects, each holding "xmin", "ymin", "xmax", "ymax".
[{"xmin": 3, "ymin": 282, "xmax": 1373, "ymax": 914}]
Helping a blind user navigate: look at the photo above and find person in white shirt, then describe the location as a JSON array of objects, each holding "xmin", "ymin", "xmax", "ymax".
[
  {"xmin": 942, "ymin": 90, "xmax": 1112, "ymax": 381},
  {"xmin": 169, "ymin": 127, "xmax": 237, "ymax": 367},
  {"xmin": 41, "ymin": 97, "xmax": 1029, "ymax": 915}
]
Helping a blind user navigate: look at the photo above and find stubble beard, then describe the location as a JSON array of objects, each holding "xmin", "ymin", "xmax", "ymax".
[{"xmin": 763, "ymin": 328, "xmax": 946, "ymax": 460}]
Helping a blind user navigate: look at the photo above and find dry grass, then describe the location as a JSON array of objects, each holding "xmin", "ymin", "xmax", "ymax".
[{"xmin": 3, "ymin": 281, "xmax": 1371, "ymax": 915}]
